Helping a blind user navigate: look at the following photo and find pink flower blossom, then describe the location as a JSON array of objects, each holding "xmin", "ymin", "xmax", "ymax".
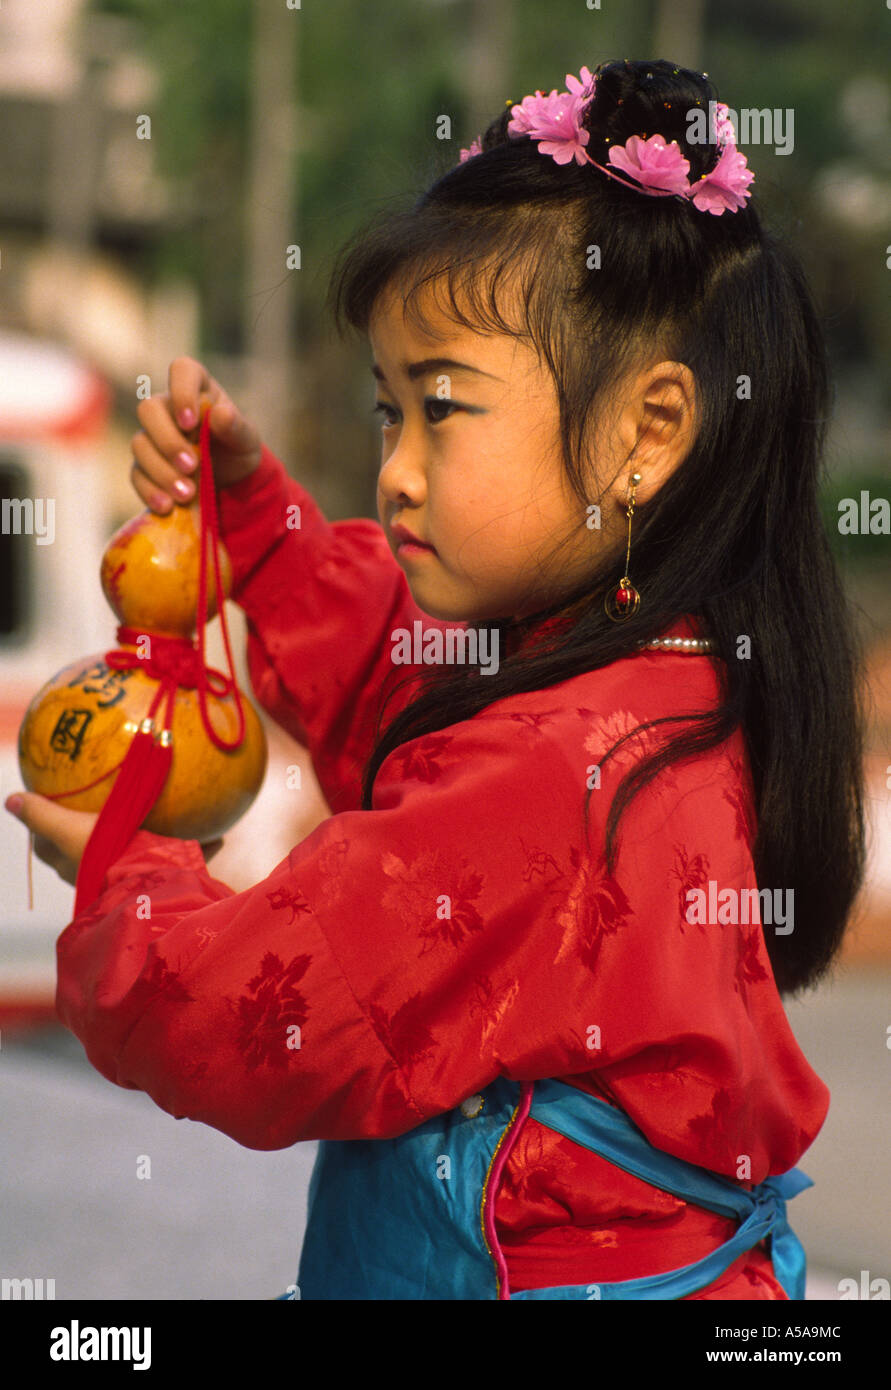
[
  {"xmin": 465, "ymin": 64, "xmax": 753, "ymax": 217},
  {"xmin": 506, "ymin": 88, "xmax": 550, "ymax": 137},
  {"xmin": 507, "ymin": 66, "xmax": 595, "ymax": 167},
  {"xmin": 607, "ymin": 134, "xmax": 692, "ymax": 195},
  {"xmin": 690, "ymin": 142, "xmax": 754, "ymax": 215},
  {"xmin": 712, "ymin": 101, "xmax": 736, "ymax": 146},
  {"xmin": 565, "ymin": 65, "xmax": 596, "ymax": 103}
]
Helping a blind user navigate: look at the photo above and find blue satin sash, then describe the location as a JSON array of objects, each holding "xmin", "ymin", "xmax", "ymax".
[{"xmin": 284, "ymin": 1075, "xmax": 812, "ymax": 1300}]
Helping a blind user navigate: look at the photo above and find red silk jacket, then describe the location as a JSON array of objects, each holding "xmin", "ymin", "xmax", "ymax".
[{"xmin": 55, "ymin": 444, "xmax": 830, "ymax": 1299}]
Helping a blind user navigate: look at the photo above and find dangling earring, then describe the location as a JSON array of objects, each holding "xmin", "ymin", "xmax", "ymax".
[{"xmin": 604, "ymin": 471, "xmax": 642, "ymax": 621}]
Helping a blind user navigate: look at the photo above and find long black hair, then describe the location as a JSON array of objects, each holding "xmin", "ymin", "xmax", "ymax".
[{"xmin": 326, "ymin": 58, "xmax": 867, "ymax": 997}]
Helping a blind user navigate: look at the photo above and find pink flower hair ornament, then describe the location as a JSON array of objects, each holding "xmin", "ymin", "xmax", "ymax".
[{"xmin": 459, "ymin": 67, "xmax": 754, "ymax": 216}]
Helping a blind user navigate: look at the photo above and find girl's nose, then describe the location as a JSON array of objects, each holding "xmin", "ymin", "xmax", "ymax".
[{"xmin": 377, "ymin": 446, "xmax": 426, "ymax": 507}]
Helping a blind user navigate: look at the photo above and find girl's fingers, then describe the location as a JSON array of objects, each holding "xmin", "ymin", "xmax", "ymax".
[
  {"xmin": 128, "ymin": 363, "xmax": 263, "ymax": 507},
  {"xmin": 130, "ymin": 460, "xmax": 173, "ymax": 515},
  {"xmin": 130, "ymin": 432, "xmax": 193, "ymax": 512},
  {"xmin": 135, "ymin": 395, "xmax": 200, "ymax": 477},
  {"xmin": 33, "ymin": 833, "xmax": 69, "ymax": 880},
  {"xmin": 168, "ymin": 356, "xmax": 218, "ymax": 432},
  {"xmin": 203, "ymin": 399, "xmax": 262, "ymax": 460},
  {"xmin": 6, "ymin": 792, "xmax": 98, "ymax": 868},
  {"xmin": 136, "ymin": 390, "xmax": 260, "ymax": 473},
  {"xmin": 166, "ymin": 358, "xmax": 262, "ymax": 462}
]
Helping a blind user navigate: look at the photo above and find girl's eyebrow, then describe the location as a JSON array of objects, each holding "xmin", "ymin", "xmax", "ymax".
[{"xmin": 370, "ymin": 357, "xmax": 503, "ymax": 383}]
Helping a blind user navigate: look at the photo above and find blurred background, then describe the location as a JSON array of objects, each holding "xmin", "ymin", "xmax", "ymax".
[{"xmin": 0, "ymin": 0, "xmax": 888, "ymax": 1300}]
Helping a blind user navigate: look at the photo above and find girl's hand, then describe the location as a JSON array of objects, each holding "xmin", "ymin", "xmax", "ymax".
[
  {"xmin": 4, "ymin": 792, "xmax": 224, "ymax": 888},
  {"xmin": 5, "ymin": 793, "xmax": 100, "ymax": 887},
  {"xmin": 130, "ymin": 357, "xmax": 264, "ymax": 515}
]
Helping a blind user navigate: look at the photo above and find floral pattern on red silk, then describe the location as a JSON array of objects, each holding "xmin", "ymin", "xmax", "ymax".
[{"xmin": 229, "ymin": 951, "xmax": 311, "ymax": 1072}]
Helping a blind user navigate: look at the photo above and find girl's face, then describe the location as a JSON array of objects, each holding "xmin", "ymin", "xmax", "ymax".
[{"xmin": 368, "ymin": 280, "xmax": 611, "ymax": 622}]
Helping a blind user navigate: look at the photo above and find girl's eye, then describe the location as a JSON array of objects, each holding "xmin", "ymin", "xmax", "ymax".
[
  {"xmin": 372, "ymin": 402, "xmax": 399, "ymax": 428},
  {"xmin": 371, "ymin": 398, "xmax": 460, "ymax": 428},
  {"xmin": 423, "ymin": 396, "xmax": 459, "ymax": 423}
]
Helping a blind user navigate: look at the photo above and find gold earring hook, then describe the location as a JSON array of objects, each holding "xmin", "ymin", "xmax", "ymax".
[{"xmin": 604, "ymin": 471, "xmax": 642, "ymax": 621}]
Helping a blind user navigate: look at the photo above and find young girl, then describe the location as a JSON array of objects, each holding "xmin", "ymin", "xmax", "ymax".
[{"xmin": 6, "ymin": 57, "xmax": 866, "ymax": 1301}]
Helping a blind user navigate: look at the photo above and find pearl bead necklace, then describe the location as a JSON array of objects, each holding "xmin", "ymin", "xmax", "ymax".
[{"xmin": 638, "ymin": 636, "xmax": 713, "ymax": 653}]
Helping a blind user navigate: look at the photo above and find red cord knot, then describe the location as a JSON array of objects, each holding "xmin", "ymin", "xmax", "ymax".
[
  {"xmin": 102, "ymin": 619, "xmax": 243, "ymax": 752},
  {"xmin": 106, "ymin": 625, "xmax": 233, "ymax": 696}
]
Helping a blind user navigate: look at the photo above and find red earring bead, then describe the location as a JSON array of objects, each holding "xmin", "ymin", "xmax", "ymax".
[{"xmin": 604, "ymin": 580, "xmax": 641, "ymax": 621}]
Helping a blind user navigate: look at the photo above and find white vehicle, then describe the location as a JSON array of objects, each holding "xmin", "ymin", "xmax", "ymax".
[{"xmin": 0, "ymin": 330, "xmax": 113, "ymax": 1021}]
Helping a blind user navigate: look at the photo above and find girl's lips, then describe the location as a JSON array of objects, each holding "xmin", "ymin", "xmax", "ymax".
[
  {"xmin": 391, "ymin": 523, "xmax": 436, "ymax": 555},
  {"xmin": 396, "ymin": 540, "xmax": 436, "ymax": 557}
]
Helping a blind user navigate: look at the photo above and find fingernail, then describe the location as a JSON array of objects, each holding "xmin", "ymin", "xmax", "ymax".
[
  {"xmin": 175, "ymin": 450, "xmax": 198, "ymax": 472},
  {"xmin": 178, "ymin": 407, "xmax": 196, "ymax": 429},
  {"xmin": 5, "ymin": 793, "xmax": 24, "ymax": 817},
  {"xmin": 172, "ymin": 478, "xmax": 194, "ymax": 500}
]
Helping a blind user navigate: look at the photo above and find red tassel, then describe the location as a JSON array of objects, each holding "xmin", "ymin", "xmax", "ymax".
[{"xmin": 73, "ymin": 722, "xmax": 173, "ymax": 916}]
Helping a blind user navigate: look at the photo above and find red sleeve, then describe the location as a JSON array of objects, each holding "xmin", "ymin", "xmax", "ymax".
[
  {"xmin": 55, "ymin": 678, "xmax": 828, "ymax": 1176},
  {"xmin": 214, "ymin": 444, "xmax": 460, "ymax": 813},
  {"xmin": 56, "ymin": 713, "xmax": 568, "ymax": 1150}
]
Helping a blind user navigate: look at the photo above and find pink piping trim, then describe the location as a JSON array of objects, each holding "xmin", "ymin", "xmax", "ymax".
[{"xmin": 483, "ymin": 1080, "xmax": 534, "ymax": 1300}]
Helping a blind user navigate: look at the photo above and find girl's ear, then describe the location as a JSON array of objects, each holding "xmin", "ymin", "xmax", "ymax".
[{"xmin": 622, "ymin": 360, "xmax": 699, "ymax": 503}]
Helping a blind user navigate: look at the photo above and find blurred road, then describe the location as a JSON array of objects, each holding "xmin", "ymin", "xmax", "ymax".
[{"xmin": 0, "ymin": 1022, "xmax": 313, "ymax": 1300}]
